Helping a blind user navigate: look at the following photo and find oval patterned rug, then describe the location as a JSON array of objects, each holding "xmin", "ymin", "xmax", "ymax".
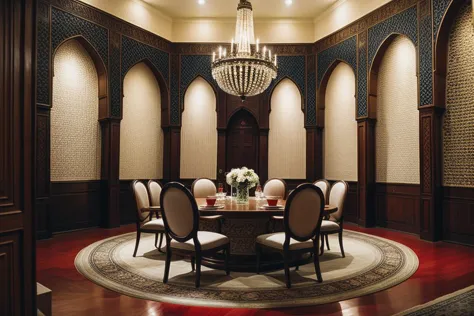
[{"xmin": 75, "ymin": 230, "xmax": 418, "ymax": 308}]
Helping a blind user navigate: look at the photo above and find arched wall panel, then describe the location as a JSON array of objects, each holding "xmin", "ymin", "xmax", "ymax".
[
  {"xmin": 375, "ymin": 35, "xmax": 419, "ymax": 184},
  {"xmin": 180, "ymin": 77, "xmax": 218, "ymax": 179},
  {"xmin": 324, "ymin": 62, "xmax": 357, "ymax": 181},
  {"xmin": 269, "ymin": 79, "xmax": 306, "ymax": 179},
  {"xmin": 51, "ymin": 39, "xmax": 101, "ymax": 181},
  {"xmin": 443, "ymin": 2, "xmax": 474, "ymax": 188},
  {"xmin": 120, "ymin": 62, "xmax": 163, "ymax": 180}
]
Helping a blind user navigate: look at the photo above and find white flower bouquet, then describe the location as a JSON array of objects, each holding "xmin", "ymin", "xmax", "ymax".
[{"xmin": 226, "ymin": 167, "xmax": 259, "ymax": 189}]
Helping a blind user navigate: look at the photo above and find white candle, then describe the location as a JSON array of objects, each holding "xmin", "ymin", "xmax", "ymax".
[
  {"xmin": 219, "ymin": 46, "xmax": 222, "ymax": 59},
  {"xmin": 274, "ymin": 54, "xmax": 277, "ymax": 66},
  {"xmin": 256, "ymin": 39, "xmax": 260, "ymax": 52},
  {"xmin": 213, "ymin": 52, "xmax": 216, "ymax": 62},
  {"xmin": 231, "ymin": 38, "xmax": 234, "ymax": 54},
  {"xmin": 223, "ymin": 48, "xmax": 227, "ymax": 57},
  {"xmin": 263, "ymin": 46, "xmax": 267, "ymax": 58},
  {"xmin": 269, "ymin": 50, "xmax": 272, "ymax": 61}
]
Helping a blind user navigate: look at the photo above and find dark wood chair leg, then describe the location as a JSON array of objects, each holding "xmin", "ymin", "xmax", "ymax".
[
  {"xmin": 157, "ymin": 233, "xmax": 165, "ymax": 253},
  {"xmin": 320, "ymin": 234, "xmax": 325, "ymax": 256},
  {"xmin": 163, "ymin": 245, "xmax": 172, "ymax": 284},
  {"xmin": 195, "ymin": 254, "xmax": 202, "ymax": 288},
  {"xmin": 224, "ymin": 244, "xmax": 230, "ymax": 276},
  {"xmin": 325, "ymin": 234, "xmax": 330, "ymax": 250},
  {"xmin": 313, "ymin": 248, "xmax": 323, "ymax": 283},
  {"xmin": 256, "ymin": 244, "xmax": 262, "ymax": 274},
  {"xmin": 154, "ymin": 233, "xmax": 158, "ymax": 248},
  {"xmin": 338, "ymin": 230, "xmax": 345, "ymax": 258},
  {"xmin": 191, "ymin": 256, "xmax": 195, "ymax": 271},
  {"xmin": 284, "ymin": 251, "xmax": 291, "ymax": 289},
  {"xmin": 133, "ymin": 231, "xmax": 141, "ymax": 257}
]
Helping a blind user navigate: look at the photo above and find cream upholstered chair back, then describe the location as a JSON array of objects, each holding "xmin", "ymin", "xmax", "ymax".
[
  {"xmin": 285, "ymin": 184, "xmax": 324, "ymax": 240},
  {"xmin": 191, "ymin": 178, "xmax": 217, "ymax": 198},
  {"xmin": 147, "ymin": 180, "xmax": 162, "ymax": 207},
  {"xmin": 131, "ymin": 181, "xmax": 150, "ymax": 222},
  {"xmin": 329, "ymin": 180, "xmax": 348, "ymax": 221},
  {"xmin": 314, "ymin": 179, "xmax": 330, "ymax": 203},
  {"xmin": 263, "ymin": 178, "xmax": 287, "ymax": 199},
  {"xmin": 161, "ymin": 182, "xmax": 197, "ymax": 240}
]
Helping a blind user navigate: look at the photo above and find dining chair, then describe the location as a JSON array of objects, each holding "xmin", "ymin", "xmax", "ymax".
[
  {"xmin": 160, "ymin": 182, "xmax": 230, "ymax": 288},
  {"xmin": 265, "ymin": 178, "xmax": 288, "ymax": 232},
  {"xmin": 131, "ymin": 180, "xmax": 166, "ymax": 257},
  {"xmin": 147, "ymin": 180, "xmax": 165, "ymax": 253},
  {"xmin": 191, "ymin": 178, "xmax": 225, "ymax": 233},
  {"xmin": 314, "ymin": 179, "xmax": 330, "ymax": 204},
  {"xmin": 256, "ymin": 183, "xmax": 325, "ymax": 288},
  {"xmin": 320, "ymin": 180, "xmax": 348, "ymax": 257}
]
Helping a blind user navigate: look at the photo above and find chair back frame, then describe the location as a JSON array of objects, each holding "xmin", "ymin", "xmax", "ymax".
[
  {"xmin": 313, "ymin": 179, "xmax": 330, "ymax": 204},
  {"xmin": 191, "ymin": 178, "xmax": 217, "ymax": 198},
  {"xmin": 328, "ymin": 180, "xmax": 348, "ymax": 222},
  {"xmin": 147, "ymin": 179, "xmax": 163, "ymax": 207},
  {"xmin": 263, "ymin": 178, "xmax": 288, "ymax": 199},
  {"xmin": 283, "ymin": 183, "xmax": 325, "ymax": 244},
  {"xmin": 160, "ymin": 182, "xmax": 201, "ymax": 249},
  {"xmin": 131, "ymin": 180, "xmax": 151, "ymax": 223}
]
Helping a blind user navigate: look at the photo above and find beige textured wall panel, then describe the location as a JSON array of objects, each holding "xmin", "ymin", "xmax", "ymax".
[
  {"xmin": 79, "ymin": 0, "xmax": 172, "ymax": 40},
  {"xmin": 443, "ymin": 3, "xmax": 474, "ymax": 188},
  {"xmin": 51, "ymin": 39, "xmax": 101, "ymax": 181},
  {"xmin": 120, "ymin": 62, "xmax": 163, "ymax": 180},
  {"xmin": 269, "ymin": 79, "xmax": 306, "ymax": 179},
  {"xmin": 375, "ymin": 36, "xmax": 419, "ymax": 184},
  {"xmin": 180, "ymin": 77, "xmax": 218, "ymax": 179},
  {"xmin": 324, "ymin": 62, "xmax": 357, "ymax": 181}
]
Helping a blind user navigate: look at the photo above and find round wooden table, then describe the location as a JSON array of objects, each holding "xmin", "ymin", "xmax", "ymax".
[{"xmin": 196, "ymin": 197, "xmax": 337, "ymax": 272}]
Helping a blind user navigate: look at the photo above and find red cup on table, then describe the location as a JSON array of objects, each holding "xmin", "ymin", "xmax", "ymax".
[
  {"xmin": 266, "ymin": 196, "xmax": 280, "ymax": 207},
  {"xmin": 206, "ymin": 196, "xmax": 217, "ymax": 206}
]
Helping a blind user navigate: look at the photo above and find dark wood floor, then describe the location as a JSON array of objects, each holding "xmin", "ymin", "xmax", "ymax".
[{"xmin": 36, "ymin": 223, "xmax": 474, "ymax": 316}]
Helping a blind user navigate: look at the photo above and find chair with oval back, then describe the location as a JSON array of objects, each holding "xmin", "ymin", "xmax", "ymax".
[
  {"xmin": 255, "ymin": 183, "xmax": 325, "ymax": 288},
  {"xmin": 320, "ymin": 181, "xmax": 348, "ymax": 257},
  {"xmin": 191, "ymin": 178, "xmax": 225, "ymax": 233},
  {"xmin": 160, "ymin": 182, "xmax": 230, "ymax": 288},
  {"xmin": 263, "ymin": 178, "xmax": 287, "ymax": 199},
  {"xmin": 147, "ymin": 180, "xmax": 165, "ymax": 253},
  {"xmin": 131, "ymin": 180, "xmax": 165, "ymax": 257},
  {"xmin": 313, "ymin": 179, "xmax": 330, "ymax": 204}
]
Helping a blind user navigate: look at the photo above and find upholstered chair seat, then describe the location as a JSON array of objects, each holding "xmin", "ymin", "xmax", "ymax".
[
  {"xmin": 256, "ymin": 232, "xmax": 317, "ymax": 250},
  {"xmin": 170, "ymin": 231, "xmax": 229, "ymax": 251},
  {"xmin": 131, "ymin": 180, "xmax": 166, "ymax": 257},
  {"xmin": 256, "ymin": 184, "xmax": 326, "ymax": 288},
  {"xmin": 161, "ymin": 182, "xmax": 230, "ymax": 288},
  {"xmin": 320, "ymin": 220, "xmax": 340, "ymax": 232}
]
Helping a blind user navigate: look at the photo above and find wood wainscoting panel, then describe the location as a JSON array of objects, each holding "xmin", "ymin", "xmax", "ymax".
[
  {"xmin": 443, "ymin": 187, "xmax": 474, "ymax": 245},
  {"xmin": 51, "ymin": 181, "xmax": 102, "ymax": 233},
  {"xmin": 376, "ymin": 183, "xmax": 420, "ymax": 234},
  {"xmin": 0, "ymin": 237, "xmax": 19, "ymax": 316},
  {"xmin": 120, "ymin": 180, "xmax": 136, "ymax": 225},
  {"xmin": 345, "ymin": 181, "xmax": 358, "ymax": 224}
]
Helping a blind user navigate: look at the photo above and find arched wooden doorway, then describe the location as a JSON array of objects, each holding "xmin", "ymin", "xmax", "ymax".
[{"xmin": 226, "ymin": 109, "xmax": 259, "ymax": 173}]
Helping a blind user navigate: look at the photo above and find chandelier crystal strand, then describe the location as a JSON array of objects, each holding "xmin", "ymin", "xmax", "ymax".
[{"xmin": 211, "ymin": 0, "xmax": 277, "ymax": 101}]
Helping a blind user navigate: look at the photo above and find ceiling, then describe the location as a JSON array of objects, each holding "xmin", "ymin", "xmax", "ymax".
[{"xmin": 143, "ymin": 0, "xmax": 338, "ymax": 19}]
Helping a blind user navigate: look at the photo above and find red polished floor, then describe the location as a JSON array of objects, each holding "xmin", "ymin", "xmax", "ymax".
[{"xmin": 36, "ymin": 223, "xmax": 474, "ymax": 316}]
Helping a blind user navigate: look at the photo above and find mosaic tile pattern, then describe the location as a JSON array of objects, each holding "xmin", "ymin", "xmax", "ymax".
[
  {"xmin": 443, "ymin": 3, "xmax": 474, "ymax": 188},
  {"xmin": 109, "ymin": 36, "xmax": 121, "ymax": 118},
  {"xmin": 368, "ymin": 6, "xmax": 418, "ymax": 68},
  {"xmin": 419, "ymin": 13, "xmax": 434, "ymax": 106},
  {"xmin": 317, "ymin": 36, "xmax": 357, "ymax": 88},
  {"xmin": 170, "ymin": 55, "xmax": 180, "ymax": 125},
  {"xmin": 358, "ymin": 35, "xmax": 368, "ymax": 118},
  {"xmin": 51, "ymin": 8, "xmax": 108, "ymax": 66},
  {"xmin": 433, "ymin": 0, "xmax": 452, "ymax": 40},
  {"xmin": 306, "ymin": 71, "xmax": 317, "ymax": 126},
  {"xmin": 37, "ymin": 2, "xmax": 50, "ymax": 105},
  {"xmin": 121, "ymin": 36, "xmax": 169, "ymax": 85}
]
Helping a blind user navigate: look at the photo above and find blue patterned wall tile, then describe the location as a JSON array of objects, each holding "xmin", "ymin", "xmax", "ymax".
[
  {"xmin": 109, "ymin": 36, "xmax": 121, "ymax": 118},
  {"xmin": 180, "ymin": 55, "xmax": 216, "ymax": 110},
  {"xmin": 51, "ymin": 8, "xmax": 108, "ymax": 66},
  {"xmin": 317, "ymin": 36, "xmax": 357, "ymax": 88},
  {"xmin": 368, "ymin": 6, "xmax": 418, "ymax": 68},
  {"xmin": 433, "ymin": 0, "xmax": 451, "ymax": 40},
  {"xmin": 358, "ymin": 39, "xmax": 368, "ymax": 118},
  {"xmin": 267, "ymin": 55, "xmax": 306, "ymax": 109},
  {"xmin": 121, "ymin": 36, "xmax": 169, "ymax": 85},
  {"xmin": 37, "ymin": 2, "xmax": 50, "ymax": 105},
  {"xmin": 420, "ymin": 13, "xmax": 434, "ymax": 106},
  {"xmin": 170, "ymin": 55, "xmax": 180, "ymax": 125},
  {"xmin": 306, "ymin": 71, "xmax": 316, "ymax": 126}
]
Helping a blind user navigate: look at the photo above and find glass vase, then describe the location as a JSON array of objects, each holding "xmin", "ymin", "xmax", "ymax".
[{"xmin": 236, "ymin": 186, "xmax": 250, "ymax": 204}]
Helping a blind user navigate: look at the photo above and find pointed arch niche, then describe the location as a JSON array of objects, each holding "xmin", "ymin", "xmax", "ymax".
[
  {"xmin": 180, "ymin": 77, "xmax": 218, "ymax": 179},
  {"xmin": 120, "ymin": 62, "xmax": 164, "ymax": 180},
  {"xmin": 370, "ymin": 34, "xmax": 419, "ymax": 185},
  {"xmin": 51, "ymin": 38, "xmax": 105, "ymax": 181},
  {"xmin": 268, "ymin": 78, "xmax": 306, "ymax": 179},
  {"xmin": 320, "ymin": 61, "xmax": 357, "ymax": 181}
]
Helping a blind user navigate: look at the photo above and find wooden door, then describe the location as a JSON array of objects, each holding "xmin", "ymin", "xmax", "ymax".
[
  {"xmin": 226, "ymin": 110, "xmax": 259, "ymax": 172},
  {"xmin": 0, "ymin": 0, "xmax": 36, "ymax": 314}
]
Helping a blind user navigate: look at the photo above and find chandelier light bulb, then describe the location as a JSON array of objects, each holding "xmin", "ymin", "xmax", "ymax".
[
  {"xmin": 285, "ymin": 0, "xmax": 293, "ymax": 6},
  {"xmin": 256, "ymin": 39, "xmax": 260, "ymax": 52}
]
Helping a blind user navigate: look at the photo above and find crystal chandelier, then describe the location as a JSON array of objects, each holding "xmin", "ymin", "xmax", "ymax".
[{"xmin": 211, "ymin": 0, "xmax": 278, "ymax": 101}]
